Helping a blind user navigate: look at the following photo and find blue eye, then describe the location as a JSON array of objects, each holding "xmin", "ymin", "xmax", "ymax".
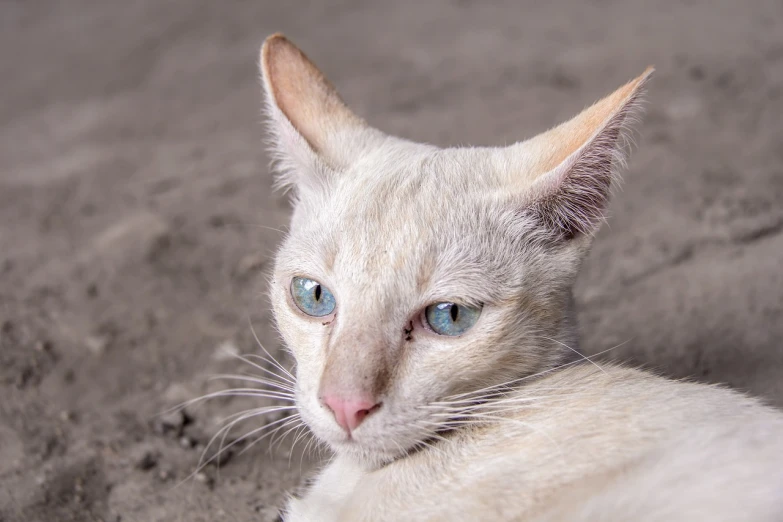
[
  {"xmin": 291, "ymin": 277, "xmax": 336, "ymax": 317},
  {"xmin": 424, "ymin": 302, "xmax": 481, "ymax": 336}
]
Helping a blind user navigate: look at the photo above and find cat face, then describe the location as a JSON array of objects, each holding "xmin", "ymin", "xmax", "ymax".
[
  {"xmin": 260, "ymin": 34, "xmax": 650, "ymax": 463},
  {"xmin": 270, "ymin": 146, "xmax": 583, "ymax": 461}
]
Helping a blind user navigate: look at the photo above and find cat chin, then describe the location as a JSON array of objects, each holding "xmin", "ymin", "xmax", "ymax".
[
  {"xmin": 327, "ymin": 438, "xmax": 411, "ymax": 466},
  {"xmin": 308, "ymin": 423, "xmax": 422, "ymax": 465},
  {"xmin": 297, "ymin": 397, "xmax": 431, "ymax": 465}
]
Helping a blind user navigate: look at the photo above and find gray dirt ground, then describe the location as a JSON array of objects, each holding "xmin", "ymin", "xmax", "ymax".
[{"xmin": 1, "ymin": 0, "xmax": 783, "ymax": 520}]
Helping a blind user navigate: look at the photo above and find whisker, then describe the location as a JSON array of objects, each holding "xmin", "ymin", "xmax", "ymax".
[
  {"xmin": 190, "ymin": 388, "xmax": 294, "ymax": 403},
  {"xmin": 542, "ymin": 336, "xmax": 607, "ymax": 375},
  {"xmin": 237, "ymin": 414, "xmax": 302, "ymax": 458},
  {"xmin": 160, "ymin": 389, "xmax": 295, "ymax": 419},
  {"xmin": 300, "ymin": 433, "xmax": 318, "ymax": 470},
  {"xmin": 172, "ymin": 407, "xmax": 297, "ymax": 490},
  {"xmin": 415, "ymin": 434, "xmax": 448, "ymax": 455},
  {"xmin": 208, "ymin": 374, "xmax": 295, "ymax": 394},
  {"xmin": 440, "ymin": 340, "xmax": 629, "ymax": 403},
  {"xmin": 289, "ymin": 424, "xmax": 311, "ymax": 467},
  {"xmin": 422, "ymin": 388, "xmax": 588, "ymax": 413},
  {"xmin": 231, "ymin": 353, "xmax": 296, "ymax": 387},
  {"xmin": 267, "ymin": 415, "xmax": 305, "ymax": 453},
  {"xmin": 389, "ymin": 438, "xmax": 408, "ymax": 458},
  {"xmin": 247, "ymin": 317, "xmax": 296, "ymax": 382},
  {"xmin": 209, "ymin": 405, "xmax": 298, "ymax": 469},
  {"xmin": 431, "ymin": 412, "xmax": 563, "ymax": 454},
  {"xmin": 270, "ymin": 418, "xmax": 307, "ymax": 456},
  {"xmin": 240, "ymin": 353, "xmax": 296, "ymax": 385},
  {"xmin": 424, "ymin": 392, "xmax": 565, "ymax": 409},
  {"xmin": 207, "ymin": 412, "xmax": 298, "ymax": 469},
  {"xmin": 299, "ymin": 428, "xmax": 326, "ymax": 477},
  {"xmin": 213, "ymin": 405, "xmax": 291, "ymax": 428}
]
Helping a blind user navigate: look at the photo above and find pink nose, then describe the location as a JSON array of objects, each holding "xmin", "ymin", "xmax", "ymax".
[{"xmin": 322, "ymin": 396, "xmax": 381, "ymax": 433}]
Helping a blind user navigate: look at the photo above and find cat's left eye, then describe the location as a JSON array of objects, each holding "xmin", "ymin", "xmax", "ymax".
[
  {"xmin": 424, "ymin": 302, "xmax": 481, "ymax": 336},
  {"xmin": 291, "ymin": 277, "xmax": 336, "ymax": 317}
]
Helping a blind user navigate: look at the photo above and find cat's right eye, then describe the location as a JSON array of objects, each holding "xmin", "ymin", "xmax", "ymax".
[
  {"xmin": 291, "ymin": 277, "xmax": 336, "ymax": 317},
  {"xmin": 423, "ymin": 302, "xmax": 481, "ymax": 336}
]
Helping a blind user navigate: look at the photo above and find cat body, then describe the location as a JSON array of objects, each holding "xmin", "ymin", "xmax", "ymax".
[
  {"xmin": 256, "ymin": 34, "xmax": 783, "ymax": 521},
  {"xmin": 285, "ymin": 365, "xmax": 783, "ymax": 521}
]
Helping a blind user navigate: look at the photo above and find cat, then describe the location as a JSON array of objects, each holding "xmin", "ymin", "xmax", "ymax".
[{"xmin": 257, "ymin": 34, "xmax": 783, "ymax": 521}]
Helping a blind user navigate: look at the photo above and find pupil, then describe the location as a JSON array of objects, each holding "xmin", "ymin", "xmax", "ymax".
[
  {"xmin": 450, "ymin": 304, "xmax": 459, "ymax": 321},
  {"xmin": 314, "ymin": 285, "xmax": 322, "ymax": 301}
]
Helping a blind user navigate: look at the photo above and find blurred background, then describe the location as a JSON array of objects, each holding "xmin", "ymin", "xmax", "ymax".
[{"xmin": 1, "ymin": 0, "xmax": 782, "ymax": 520}]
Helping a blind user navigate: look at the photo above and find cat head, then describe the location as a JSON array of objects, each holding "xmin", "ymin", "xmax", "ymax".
[{"xmin": 260, "ymin": 34, "xmax": 651, "ymax": 464}]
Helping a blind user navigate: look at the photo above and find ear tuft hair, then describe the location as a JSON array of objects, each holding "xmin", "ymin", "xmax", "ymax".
[
  {"xmin": 258, "ymin": 34, "xmax": 385, "ymax": 195},
  {"xmin": 521, "ymin": 68, "xmax": 653, "ymax": 239}
]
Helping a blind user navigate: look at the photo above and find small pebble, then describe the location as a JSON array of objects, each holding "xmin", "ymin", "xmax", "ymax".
[
  {"xmin": 1, "ymin": 320, "xmax": 13, "ymax": 335},
  {"xmin": 195, "ymin": 471, "xmax": 214, "ymax": 489},
  {"xmin": 209, "ymin": 448, "xmax": 234, "ymax": 467},
  {"xmin": 86, "ymin": 283, "xmax": 99, "ymax": 298},
  {"xmin": 234, "ymin": 253, "xmax": 266, "ymax": 279},
  {"xmin": 163, "ymin": 383, "xmax": 193, "ymax": 403},
  {"xmin": 152, "ymin": 410, "xmax": 190, "ymax": 436},
  {"xmin": 212, "ymin": 340, "xmax": 240, "ymax": 361},
  {"xmin": 135, "ymin": 451, "xmax": 158, "ymax": 471},
  {"xmin": 85, "ymin": 335, "xmax": 110, "ymax": 355},
  {"xmin": 208, "ymin": 214, "xmax": 229, "ymax": 228},
  {"xmin": 34, "ymin": 340, "xmax": 53, "ymax": 352},
  {"xmin": 688, "ymin": 65, "xmax": 705, "ymax": 81}
]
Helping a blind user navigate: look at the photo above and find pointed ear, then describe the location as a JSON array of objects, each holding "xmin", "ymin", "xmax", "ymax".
[
  {"xmin": 511, "ymin": 68, "xmax": 653, "ymax": 240},
  {"xmin": 259, "ymin": 34, "xmax": 383, "ymax": 191}
]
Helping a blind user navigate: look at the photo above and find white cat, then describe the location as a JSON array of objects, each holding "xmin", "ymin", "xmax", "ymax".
[{"xmin": 258, "ymin": 34, "xmax": 783, "ymax": 521}]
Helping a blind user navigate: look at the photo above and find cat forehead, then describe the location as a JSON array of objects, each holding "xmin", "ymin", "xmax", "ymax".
[
  {"xmin": 333, "ymin": 143, "xmax": 531, "ymax": 211},
  {"xmin": 326, "ymin": 149, "xmax": 504, "ymax": 239},
  {"xmin": 287, "ymin": 143, "xmax": 545, "ymax": 253},
  {"xmin": 281, "ymin": 149, "xmax": 547, "ymax": 301}
]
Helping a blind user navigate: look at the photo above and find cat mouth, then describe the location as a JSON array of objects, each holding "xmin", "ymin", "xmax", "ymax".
[
  {"xmin": 325, "ymin": 422, "xmax": 446, "ymax": 462},
  {"xmin": 331, "ymin": 438, "xmax": 412, "ymax": 463},
  {"xmin": 300, "ymin": 395, "xmax": 448, "ymax": 459}
]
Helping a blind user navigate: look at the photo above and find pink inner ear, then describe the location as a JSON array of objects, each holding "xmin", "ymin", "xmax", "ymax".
[
  {"xmin": 521, "ymin": 68, "xmax": 653, "ymax": 239},
  {"xmin": 528, "ymin": 121, "xmax": 623, "ymax": 239},
  {"xmin": 260, "ymin": 34, "xmax": 365, "ymax": 162},
  {"xmin": 531, "ymin": 67, "xmax": 653, "ymax": 177}
]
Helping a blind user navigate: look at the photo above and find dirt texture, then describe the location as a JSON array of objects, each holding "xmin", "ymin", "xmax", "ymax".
[{"xmin": 1, "ymin": 1, "xmax": 783, "ymax": 521}]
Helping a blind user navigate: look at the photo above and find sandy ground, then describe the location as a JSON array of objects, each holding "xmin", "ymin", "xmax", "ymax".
[{"xmin": 1, "ymin": 0, "xmax": 783, "ymax": 520}]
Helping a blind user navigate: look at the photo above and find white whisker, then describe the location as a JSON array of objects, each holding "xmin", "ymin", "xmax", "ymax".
[
  {"xmin": 268, "ymin": 415, "xmax": 305, "ymax": 453},
  {"xmin": 238, "ymin": 414, "xmax": 302, "ymax": 458},
  {"xmin": 173, "ymin": 406, "xmax": 297, "ymax": 490},
  {"xmin": 542, "ymin": 336, "xmax": 607, "ymax": 375},
  {"xmin": 161, "ymin": 389, "xmax": 295, "ymax": 419},
  {"xmin": 248, "ymin": 317, "xmax": 296, "ymax": 382},
  {"xmin": 440, "ymin": 340, "xmax": 629, "ymax": 403},
  {"xmin": 208, "ymin": 374, "xmax": 295, "ymax": 394}
]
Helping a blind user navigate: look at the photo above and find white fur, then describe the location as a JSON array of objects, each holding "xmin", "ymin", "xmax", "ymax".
[
  {"xmin": 256, "ymin": 35, "xmax": 783, "ymax": 521},
  {"xmin": 286, "ymin": 366, "xmax": 783, "ymax": 521}
]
